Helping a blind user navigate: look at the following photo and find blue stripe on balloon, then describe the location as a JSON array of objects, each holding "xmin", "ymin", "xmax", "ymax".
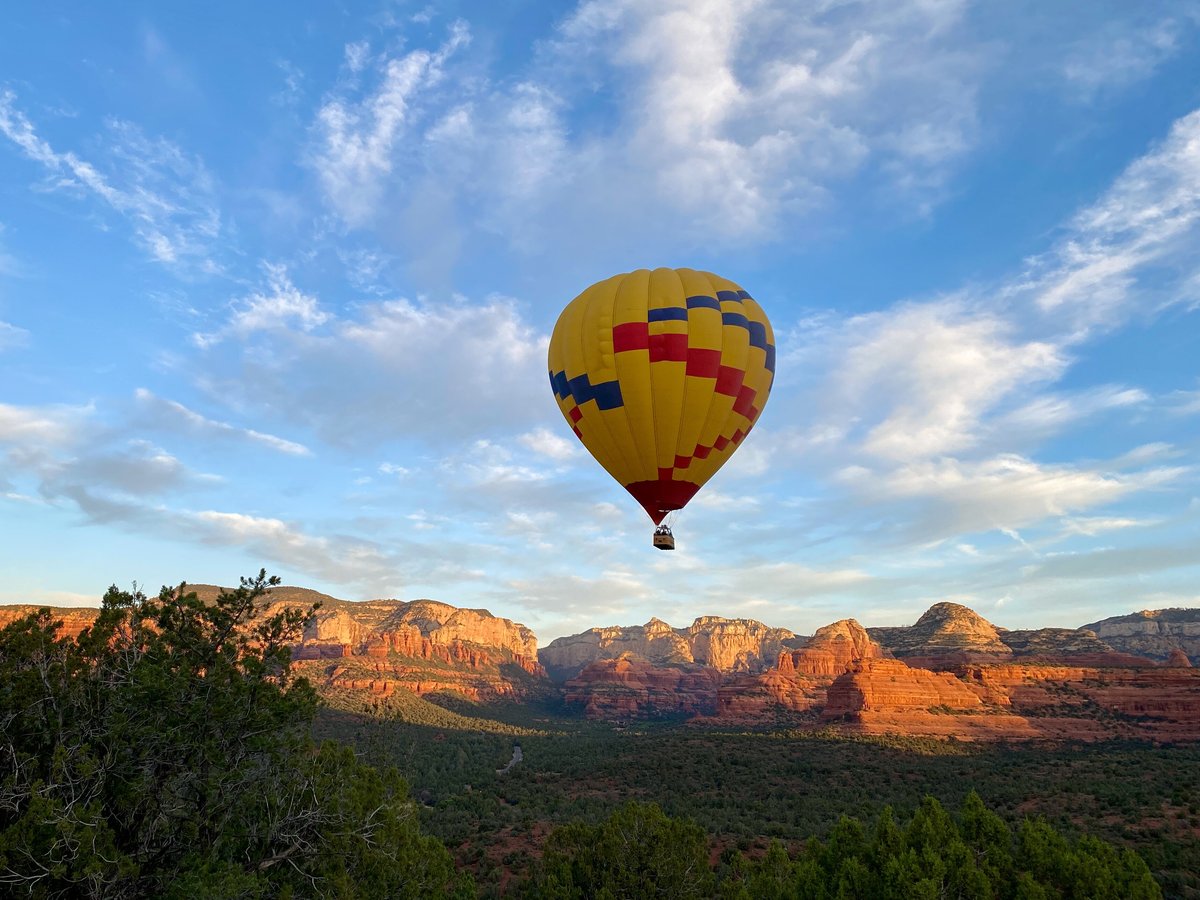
[
  {"xmin": 685, "ymin": 295, "xmax": 721, "ymax": 311},
  {"xmin": 648, "ymin": 307, "xmax": 688, "ymax": 322},
  {"xmin": 722, "ymin": 312, "xmax": 750, "ymax": 329},
  {"xmin": 748, "ymin": 321, "xmax": 768, "ymax": 350}
]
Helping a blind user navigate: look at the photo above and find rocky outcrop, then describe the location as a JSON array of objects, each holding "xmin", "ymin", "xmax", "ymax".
[
  {"xmin": 563, "ymin": 655, "xmax": 722, "ymax": 718},
  {"xmin": 1166, "ymin": 649, "xmax": 1192, "ymax": 667},
  {"xmin": 822, "ymin": 659, "xmax": 984, "ymax": 718},
  {"xmin": 782, "ymin": 619, "xmax": 886, "ymax": 676},
  {"xmin": 540, "ymin": 616, "xmax": 797, "ymax": 681},
  {"xmin": 0, "ymin": 605, "xmax": 100, "ymax": 641},
  {"xmin": 869, "ymin": 602, "xmax": 1012, "ymax": 662},
  {"xmin": 815, "ymin": 659, "xmax": 1200, "ymax": 742},
  {"xmin": 1082, "ymin": 609, "xmax": 1200, "ymax": 662},
  {"xmin": 684, "ymin": 616, "xmax": 798, "ymax": 673}
]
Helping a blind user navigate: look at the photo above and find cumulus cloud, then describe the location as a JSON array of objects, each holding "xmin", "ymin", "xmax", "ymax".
[{"xmin": 517, "ymin": 426, "xmax": 580, "ymax": 462}]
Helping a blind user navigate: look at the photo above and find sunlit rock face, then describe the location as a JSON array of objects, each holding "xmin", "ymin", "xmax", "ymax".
[
  {"xmin": 0, "ymin": 605, "xmax": 99, "ymax": 640},
  {"xmin": 0, "ymin": 585, "xmax": 548, "ymax": 704},
  {"xmin": 539, "ymin": 616, "xmax": 798, "ymax": 682},
  {"xmin": 1082, "ymin": 609, "xmax": 1200, "ymax": 662},
  {"xmin": 869, "ymin": 602, "xmax": 1013, "ymax": 663}
]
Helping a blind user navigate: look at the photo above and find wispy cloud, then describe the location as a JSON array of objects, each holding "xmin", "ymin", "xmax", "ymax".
[
  {"xmin": 193, "ymin": 263, "xmax": 327, "ymax": 347},
  {"xmin": 309, "ymin": 22, "xmax": 470, "ymax": 226},
  {"xmin": 0, "ymin": 320, "xmax": 29, "ymax": 351},
  {"xmin": 1020, "ymin": 108, "xmax": 1200, "ymax": 336},
  {"xmin": 0, "ymin": 91, "xmax": 221, "ymax": 272},
  {"xmin": 1062, "ymin": 17, "xmax": 1188, "ymax": 96},
  {"xmin": 134, "ymin": 388, "xmax": 311, "ymax": 456},
  {"xmin": 192, "ymin": 268, "xmax": 548, "ymax": 447}
]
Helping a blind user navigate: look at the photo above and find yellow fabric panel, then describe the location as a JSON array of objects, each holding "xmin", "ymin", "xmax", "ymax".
[
  {"xmin": 647, "ymin": 267, "xmax": 687, "ymax": 473},
  {"xmin": 553, "ymin": 284, "xmax": 625, "ymax": 483},
  {"xmin": 612, "ymin": 270, "xmax": 658, "ymax": 483},
  {"xmin": 579, "ymin": 277, "xmax": 641, "ymax": 484}
]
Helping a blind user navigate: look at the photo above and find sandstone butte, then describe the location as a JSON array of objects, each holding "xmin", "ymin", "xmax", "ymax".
[
  {"xmin": 3, "ymin": 589, "xmax": 1200, "ymax": 743},
  {"xmin": 0, "ymin": 586, "xmax": 544, "ymax": 704},
  {"xmin": 538, "ymin": 615, "xmax": 800, "ymax": 681}
]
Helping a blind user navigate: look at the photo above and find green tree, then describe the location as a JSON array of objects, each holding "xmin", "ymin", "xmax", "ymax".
[
  {"xmin": 528, "ymin": 801, "xmax": 715, "ymax": 899},
  {"xmin": 0, "ymin": 571, "xmax": 466, "ymax": 898}
]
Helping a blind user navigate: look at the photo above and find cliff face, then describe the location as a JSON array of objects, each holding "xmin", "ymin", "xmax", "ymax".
[
  {"xmin": 0, "ymin": 586, "xmax": 547, "ymax": 703},
  {"xmin": 562, "ymin": 655, "xmax": 722, "ymax": 719},
  {"xmin": 1082, "ymin": 609, "xmax": 1200, "ymax": 662},
  {"xmin": 782, "ymin": 619, "xmax": 885, "ymax": 676},
  {"xmin": 283, "ymin": 596, "xmax": 545, "ymax": 701},
  {"xmin": 539, "ymin": 616, "xmax": 797, "ymax": 681},
  {"xmin": 0, "ymin": 605, "xmax": 100, "ymax": 641}
]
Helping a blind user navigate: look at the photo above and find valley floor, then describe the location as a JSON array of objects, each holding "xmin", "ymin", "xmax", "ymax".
[{"xmin": 316, "ymin": 696, "xmax": 1200, "ymax": 899}]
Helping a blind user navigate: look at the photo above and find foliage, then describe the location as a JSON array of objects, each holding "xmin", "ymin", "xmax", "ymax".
[
  {"xmin": 0, "ymin": 571, "xmax": 466, "ymax": 899},
  {"xmin": 528, "ymin": 801, "xmax": 714, "ymax": 899},
  {"xmin": 519, "ymin": 795, "xmax": 1161, "ymax": 900}
]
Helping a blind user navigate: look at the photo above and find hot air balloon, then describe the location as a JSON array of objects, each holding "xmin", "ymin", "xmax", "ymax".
[{"xmin": 548, "ymin": 268, "xmax": 776, "ymax": 549}]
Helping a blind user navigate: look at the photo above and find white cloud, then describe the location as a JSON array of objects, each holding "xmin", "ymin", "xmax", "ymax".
[
  {"xmin": 837, "ymin": 454, "xmax": 1185, "ymax": 543},
  {"xmin": 1062, "ymin": 18, "xmax": 1185, "ymax": 94},
  {"xmin": 1021, "ymin": 108, "xmax": 1200, "ymax": 335},
  {"xmin": 195, "ymin": 263, "xmax": 327, "ymax": 347},
  {"xmin": 990, "ymin": 384, "xmax": 1148, "ymax": 439},
  {"xmin": 194, "ymin": 278, "xmax": 549, "ymax": 447},
  {"xmin": 0, "ymin": 320, "xmax": 29, "ymax": 350},
  {"xmin": 1059, "ymin": 515, "xmax": 1157, "ymax": 537},
  {"xmin": 1169, "ymin": 388, "xmax": 1200, "ymax": 416},
  {"xmin": 0, "ymin": 91, "xmax": 221, "ymax": 271},
  {"xmin": 837, "ymin": 303, "xmax": 1064, "ymax": 460},
  {"xmin": 310, "ymin": 22, "xmax": 470, "ymax": 226},
  {"xmin": 134, "ymin": 388, "xmax": 311, "ymax": 456},
  {"xmin": 517, "ymin": 426, "xmax": 579, "ymax": 462},
  {"xmin": 0, "ymin": 402, "xmax": 87, "ymax": 446}
]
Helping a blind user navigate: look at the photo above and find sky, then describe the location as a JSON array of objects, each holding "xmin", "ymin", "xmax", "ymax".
[{"xmin": 1, "ymin": 1, "xmax": 1198, "ymax": 644}]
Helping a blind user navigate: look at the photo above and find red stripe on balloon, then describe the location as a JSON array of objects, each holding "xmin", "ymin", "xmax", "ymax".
[
  {"xmin": 714, "ymin": 365, "xmax": 744, "ymax": 397},
  {"xmin": 649, "ymin": 333, "xmax": 688, "ymax": 363},
  {"xmin": 685, "ymin": 348, "xmax": 721, "ymax": 378},
  {"xmin": 612, "ymin": 322, "xmax": 649, "ymax": 352}
]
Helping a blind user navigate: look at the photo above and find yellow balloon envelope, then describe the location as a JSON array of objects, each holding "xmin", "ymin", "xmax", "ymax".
[{"xmin": 548, "ymin": 268, "xmax": 775, "ymax": 524}]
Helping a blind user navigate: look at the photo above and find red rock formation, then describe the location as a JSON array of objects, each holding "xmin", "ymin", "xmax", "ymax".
[
  {"xmin": 540, "ymin": 616, "xmax": 797, "ymax": 681},
  {"xmin": 1166, "ymin": 648, "xmax": 1192, "ymax": 667},
  {"xmin": 823, "ymin": 659, "xmax": 984, "ymax": 717},
  {"xmin": 785, "ymin": 619, "xmax": 885, "ymax": 676},
  {"xmin": 563, "ymin": 655, "xmax": 722, "ymax": 718},
  {"xmin": 0, "ymin": 605, "xmax": 100, "ymax": 640}
]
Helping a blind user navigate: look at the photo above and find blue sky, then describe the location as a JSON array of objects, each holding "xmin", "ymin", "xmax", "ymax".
[{"xmin": 1, "ymin": 1, "xmax": 1198, "ymax": 642}]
